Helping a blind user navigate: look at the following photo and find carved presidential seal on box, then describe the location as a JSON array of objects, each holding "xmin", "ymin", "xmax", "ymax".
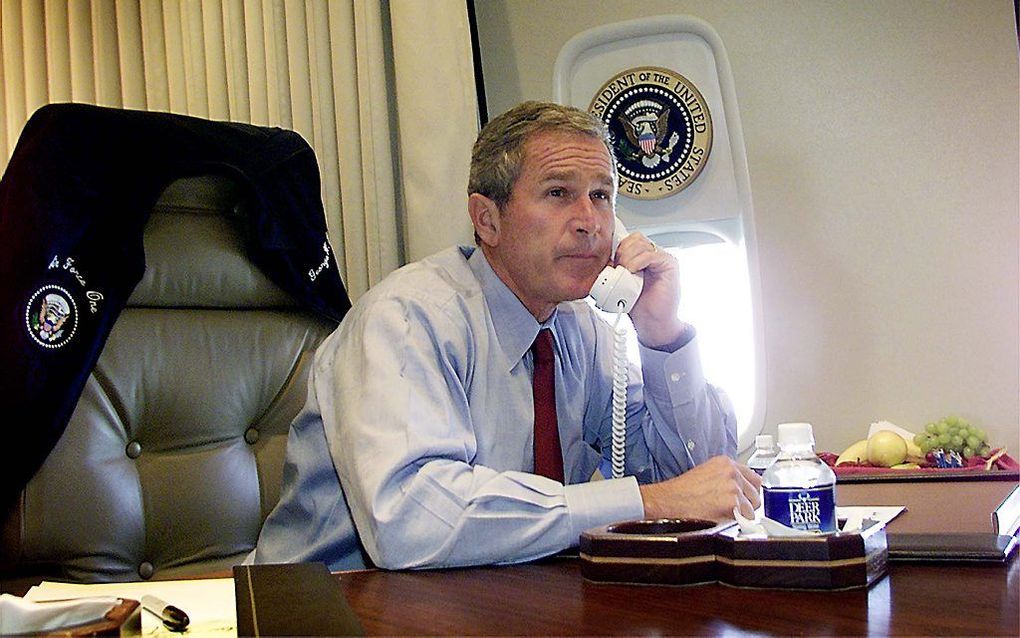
[{"xmin": 590, "ymin": 66, "xmax": 713, "ymax": 200}]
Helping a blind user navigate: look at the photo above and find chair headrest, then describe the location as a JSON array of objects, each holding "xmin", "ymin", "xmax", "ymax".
[{"xmin": 128, "ymin": 175, "xmax": 297, "ymax": 309}]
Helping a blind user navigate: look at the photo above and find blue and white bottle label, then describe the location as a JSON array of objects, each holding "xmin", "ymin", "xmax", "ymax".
[{"xmin": 763, "ymin": 485, "xmax": 837, "ymax": 532}]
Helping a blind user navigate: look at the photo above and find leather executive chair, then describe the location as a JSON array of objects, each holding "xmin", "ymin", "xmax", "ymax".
[{"xmin": 0, "ymin": 175, "xmax": 337, "ymax": 584}]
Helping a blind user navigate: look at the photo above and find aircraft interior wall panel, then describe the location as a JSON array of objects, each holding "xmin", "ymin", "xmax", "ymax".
[{"xmin": 473, "ymin": 0, "xmax": 1020, "ymax": 454}]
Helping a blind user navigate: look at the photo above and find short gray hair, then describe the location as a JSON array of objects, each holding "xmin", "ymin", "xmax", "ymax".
[{"xmin": 468, "ymin": 101, "xmax": 615, "ymax": 209}]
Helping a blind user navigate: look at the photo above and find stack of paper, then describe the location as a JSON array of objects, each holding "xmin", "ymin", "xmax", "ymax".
[{"xmin": 24, "ymin": 577, "xmax": 236, "ymax": 635}]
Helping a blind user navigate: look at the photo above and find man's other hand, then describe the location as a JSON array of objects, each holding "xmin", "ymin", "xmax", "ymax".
[{"xmin": 638, "ymin": 456, "xmax": 762, "ymax": 522}]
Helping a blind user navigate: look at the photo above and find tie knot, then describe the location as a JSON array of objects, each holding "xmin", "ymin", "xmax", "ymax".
[{"xmin": 532, "ymin": 329, "xmax": 554, "ymax": 365}]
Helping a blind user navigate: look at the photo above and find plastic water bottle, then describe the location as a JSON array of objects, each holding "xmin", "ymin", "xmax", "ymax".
[
  {"xmin": 761, "ymin": 422, "xmax": 837, "ymax": 532},
  {"xmin": 747, "ymin": 434, "xmax": 778, "ymax": 475}
]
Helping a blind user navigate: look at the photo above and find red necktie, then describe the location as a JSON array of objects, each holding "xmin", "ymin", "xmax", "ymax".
[{"xmin": 531, "ymin": 329, "xmax": 564, "ymax": 482}]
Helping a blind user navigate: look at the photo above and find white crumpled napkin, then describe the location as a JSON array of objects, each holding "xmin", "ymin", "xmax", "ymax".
[
  {"xmin": 732, "ymin": 507, "xmax": 817, "ymax": 537},
  {"xmin": 733, "ymin": 506, "xmax": 900, "ymax": 537},
  {"xmin": 0, "ymin": 593, "xmax": 119, "ymax": 634}
]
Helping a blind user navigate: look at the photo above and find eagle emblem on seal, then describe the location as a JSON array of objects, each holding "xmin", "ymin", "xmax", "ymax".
[
  {"xmin": 25, "ymin": 285, "xmax": 79, "ymax": 349},
  {"xmin": 618, "ymin": 100, "xmax": 682, "ymax": 169}
]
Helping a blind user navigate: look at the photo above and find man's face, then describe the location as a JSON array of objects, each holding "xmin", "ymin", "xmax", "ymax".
[{"xmin": 480, "ymin": 131, "xmax": 616, "ymax": 320}]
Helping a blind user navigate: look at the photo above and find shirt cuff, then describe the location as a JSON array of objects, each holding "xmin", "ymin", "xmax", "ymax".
[
  {"xmin": 564, "ymin": 477, "xmax": 644, "ymax": 544},
  {"xmin": 641, "ymin": 333, "xmax": 706, "ymax": 408}
]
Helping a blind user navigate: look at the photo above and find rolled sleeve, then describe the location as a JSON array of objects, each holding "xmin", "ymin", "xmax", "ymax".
[{"xmin": 641, "ymin": 337, "xmax": 706, "ymax": 408}]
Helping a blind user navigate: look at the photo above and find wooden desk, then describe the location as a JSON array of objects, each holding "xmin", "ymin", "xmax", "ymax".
[{"xmin": 337, "ymin": 556, "xmax": 1018, "ymax": 636}]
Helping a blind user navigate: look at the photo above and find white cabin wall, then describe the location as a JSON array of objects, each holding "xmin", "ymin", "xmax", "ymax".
[{"xmin": 473, "ymin": 0, "xmax": 1020, "ymax": 454}]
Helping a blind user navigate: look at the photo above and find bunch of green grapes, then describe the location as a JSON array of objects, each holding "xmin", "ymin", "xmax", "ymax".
[{"xmin": 913, "ymin": 416, "xmax": 991, "ymax": 458}]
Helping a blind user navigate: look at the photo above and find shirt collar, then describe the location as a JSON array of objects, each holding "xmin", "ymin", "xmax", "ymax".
[{"xmin": 466, "ymin": 246, "xmax": 557, "ymax": 369}]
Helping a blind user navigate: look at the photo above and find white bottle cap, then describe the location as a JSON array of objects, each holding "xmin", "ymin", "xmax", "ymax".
[
  {"xmin": 777, "ymin": 422, "xmax": 814, "ymax": 447},
  {"xmin": 754, "ymin": 434, "xmax": 775, "ymax": 450}
]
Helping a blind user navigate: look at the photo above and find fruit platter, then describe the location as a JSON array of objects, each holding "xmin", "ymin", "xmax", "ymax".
[{"xmin": 820, "ymin": 417, "xmax": 1018, "ymax": 478}]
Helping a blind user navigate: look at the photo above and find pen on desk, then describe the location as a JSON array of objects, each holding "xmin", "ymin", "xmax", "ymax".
[{"xmin": 140, "ymin": 594, "xmax": 190, "ymax": 632}]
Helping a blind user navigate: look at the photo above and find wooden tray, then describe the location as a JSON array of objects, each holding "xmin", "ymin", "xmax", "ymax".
[{"xmin": 579, "ymin": 518, "xmax": 888, "ymax": 590}]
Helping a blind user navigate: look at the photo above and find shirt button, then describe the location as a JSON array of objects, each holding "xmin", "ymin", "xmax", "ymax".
[
  {"xmin": 687, "ymin": 440, "xmax": 697, "ymax": 451},
  {"xmin": 670, "ymin": 372, "xmax": 681, "ymax": 382}
]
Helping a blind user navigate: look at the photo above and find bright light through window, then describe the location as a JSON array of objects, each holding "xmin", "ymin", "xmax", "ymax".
[
  {"xmin": 669, "ymin": 241, "xmax": 755, "ymax": 431},
  {"xmin": 594, "ymin": 237, "xmax": 756, "ymax": 438}
]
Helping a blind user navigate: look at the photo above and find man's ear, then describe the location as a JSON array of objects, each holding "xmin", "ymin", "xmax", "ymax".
[{"xmin": 468, "ymin": 193, "xmax": 501, "ymax": 247}]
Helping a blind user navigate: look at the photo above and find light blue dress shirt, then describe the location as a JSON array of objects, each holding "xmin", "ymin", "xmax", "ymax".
[{"xmin": 254, "ymin": 246, "xmax": 736, "ymax": 570}]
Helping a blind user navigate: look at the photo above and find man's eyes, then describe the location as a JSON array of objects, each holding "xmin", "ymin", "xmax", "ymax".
[{"xmin": 546, "ymin": 187, "xmax": 611, "ymax": 201}]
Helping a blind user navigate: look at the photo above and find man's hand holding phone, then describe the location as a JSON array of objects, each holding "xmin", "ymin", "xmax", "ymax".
[{"xmin": 611, "ymin": 230, "xmax": 688, "ymax": 349}]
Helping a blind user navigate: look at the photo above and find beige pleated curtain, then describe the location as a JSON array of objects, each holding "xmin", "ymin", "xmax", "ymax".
[{"xmin": 0, "ymin": 0, "xmax": 478, "ymax": 299}]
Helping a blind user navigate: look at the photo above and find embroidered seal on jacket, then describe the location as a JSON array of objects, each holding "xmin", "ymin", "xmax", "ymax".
[{"xmin": 26, "ymin": 285, "xmax": 78, "ymax": 348}]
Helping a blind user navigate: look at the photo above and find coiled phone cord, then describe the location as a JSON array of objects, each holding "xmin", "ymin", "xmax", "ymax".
[{"xmin": 610, "ymin": 309, "xmax": 628, "ymax": 479}]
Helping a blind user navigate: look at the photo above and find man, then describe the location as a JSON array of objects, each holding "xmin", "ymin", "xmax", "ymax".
[{"xmin": 255, "ymin": 101, "xmax": 761, "ymax": 570}]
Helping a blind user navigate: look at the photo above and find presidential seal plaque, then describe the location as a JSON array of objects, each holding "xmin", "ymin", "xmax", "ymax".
[{"xmin": 589, "ymin": 66, "xmax": 713, "ymax": 200}]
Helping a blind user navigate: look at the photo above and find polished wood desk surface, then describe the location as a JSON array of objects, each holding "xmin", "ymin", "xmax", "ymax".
[{"xmin": 337, "ymin": 555, "xmax": 1019, "ymax": 636}]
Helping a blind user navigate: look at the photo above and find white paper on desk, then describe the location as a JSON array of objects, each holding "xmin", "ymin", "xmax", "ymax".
[
  {"xmin": 837, "ymin": 505, "xmax": 905, "ymax": 532},
  {"xmin": 0, "ymin": 593, "xmax": 119, "ymax": 634},
  {"xmin": 25, "ymin": 577, "xmax": 236, "ymax": 636}
]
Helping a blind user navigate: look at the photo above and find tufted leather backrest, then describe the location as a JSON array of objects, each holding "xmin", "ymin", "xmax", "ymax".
[{"xmin": 0, "ymin": 175, "xmax": 336, "ymax": 583}]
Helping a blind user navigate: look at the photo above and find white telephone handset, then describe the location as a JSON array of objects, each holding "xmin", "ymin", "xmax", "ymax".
[
  {"xmin": 589, "ymin": 218, "xmax": 644, "ymax": 313},
  {"xmin": 589, "ymin": 218, "xmax": 643, "ymax": 480}
]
